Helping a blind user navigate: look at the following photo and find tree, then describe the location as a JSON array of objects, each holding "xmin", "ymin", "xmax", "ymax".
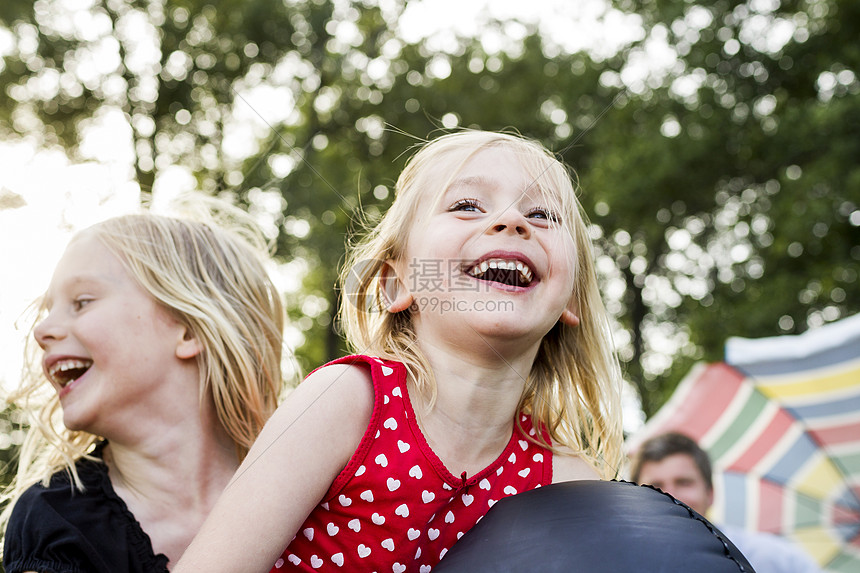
[
  {"xmin": 591, "ymin": 0, "xmax": 860, "ymax": 414},
  {"xmin": 1, "ymin": 0, "xmax": 856, "ymax": 423}
]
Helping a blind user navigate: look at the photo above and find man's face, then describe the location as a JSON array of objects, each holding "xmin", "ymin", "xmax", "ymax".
[{"xmin": 636, "ymin": 453, "xmax": 714, "ymax": 516}]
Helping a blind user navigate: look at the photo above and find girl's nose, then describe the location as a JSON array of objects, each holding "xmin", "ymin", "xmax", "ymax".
[
  {"xmin": 34, "ymin": 311, "xmax": 65, "ymax": 349},
  {"xmin": 490, "ymin": 208, "xmax": 531, "ymax": 238}
]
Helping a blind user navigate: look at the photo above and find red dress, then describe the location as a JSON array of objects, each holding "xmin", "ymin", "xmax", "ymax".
[{"xmin": 270, "ymin": 355, "xmax": 553, "ymax": 573}]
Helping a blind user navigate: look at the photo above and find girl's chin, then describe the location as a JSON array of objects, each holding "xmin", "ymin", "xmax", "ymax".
[
  {"xmin": 61, "ymin": 413, "xmax": 92, "ymax": 433},
  {"xmin": 59, "ymin": 395, "xmax": 96, "ymax": 433},
  {"xmin": 450, "ymin": 319, "xmax": 545, "ymax": 348}
]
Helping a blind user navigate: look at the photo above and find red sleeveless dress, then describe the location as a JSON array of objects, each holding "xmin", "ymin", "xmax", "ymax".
[{"xmin": 270, "ymin": 355, "xmax": 553, "ymax": 573}]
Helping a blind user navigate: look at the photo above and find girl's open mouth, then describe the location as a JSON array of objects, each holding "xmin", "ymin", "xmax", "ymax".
[
  {"xmin": 47, "ymin": 359, "xmax": 93, "ymax": 388},
  {"xmin": 466, "ymin": 258, "xmax": 535, "ymax": 288}
]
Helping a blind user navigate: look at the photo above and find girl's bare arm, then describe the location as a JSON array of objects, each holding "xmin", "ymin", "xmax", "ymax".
[{"xmin": 173, "ymin": 363, "xmax": 374, "ymax": 572}]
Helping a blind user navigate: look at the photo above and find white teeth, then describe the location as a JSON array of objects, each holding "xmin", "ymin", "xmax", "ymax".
[
  {"xmin": 49, "ymin": 359, "xmax": 89, "ymax": 376},
  {"xmin": 48, "ymin": 359, "xmax": 92, "ymax": 386},
  {"xmin": 468, "ymin": 258, "xmax": 534, "ymax": 284}
]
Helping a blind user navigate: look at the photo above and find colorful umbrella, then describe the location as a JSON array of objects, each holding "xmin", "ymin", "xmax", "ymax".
[{"xmin": 627, "ymin": 313, "xmax": 860, "ymax": 572}]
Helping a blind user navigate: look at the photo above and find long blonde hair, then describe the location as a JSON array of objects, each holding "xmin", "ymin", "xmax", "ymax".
[
  {"xmin": 2, "ymin": 194, "xmax": 287, "ymax": 531},
  {"xmin": 340, "ymin": 130, "xmax": 623, "ymax": 478}
]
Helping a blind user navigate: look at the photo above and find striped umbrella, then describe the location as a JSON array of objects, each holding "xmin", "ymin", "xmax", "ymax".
[{"xmin": 628, "ymin": 313, "xmax": 860, "ymax": 572}]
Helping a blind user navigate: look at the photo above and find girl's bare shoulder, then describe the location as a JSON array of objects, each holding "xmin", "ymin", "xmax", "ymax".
[
  {"xmin": 551, "ymin": 448, "xmax": 600, "ymax": 482},
  {"xmin": 289, "ymin": 360, "xmax": 374, "ymax": 407}
]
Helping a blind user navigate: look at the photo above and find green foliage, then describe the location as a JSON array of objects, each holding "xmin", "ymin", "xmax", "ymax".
[
  {"xmin": 0, "ymin": 403, "xmax": 26, "ymax": 555},
  {"xmin": 0, "ymin": 0, "xmax": 857, "ymax": 433},
  {"xmin": 600, "ymin": 0, "xmax": 860, "ymax": 413}
]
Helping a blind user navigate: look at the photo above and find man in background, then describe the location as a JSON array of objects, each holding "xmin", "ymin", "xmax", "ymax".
[{"xmin": 630, "ymin": 432, "xmax": 822, "ymax": 573}]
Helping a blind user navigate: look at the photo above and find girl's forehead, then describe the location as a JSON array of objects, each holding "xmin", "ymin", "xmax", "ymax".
[{"xmin": 428, "ymin": 145, "xmax": 562, "ymax": 202}]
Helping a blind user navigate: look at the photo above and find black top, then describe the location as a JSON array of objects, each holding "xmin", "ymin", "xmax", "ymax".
[{"xmin": 3, "ymin": 444, "xmax": 169, "ymax": 573}]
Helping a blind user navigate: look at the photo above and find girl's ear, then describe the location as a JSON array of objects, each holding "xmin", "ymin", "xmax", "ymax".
[
  {"xmin": 176, "ymin": 327, "xmax": 204, "ymax": 359},
  {"xmin": 559, "ymin": 296, "xmax": 580, "ymax": 328},
  {"xmin": 381, "ymin": 260, "xmax": 413, "ymax": 313}
]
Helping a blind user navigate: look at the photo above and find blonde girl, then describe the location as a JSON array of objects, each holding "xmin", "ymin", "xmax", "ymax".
[
  {"xmin": 2, "ymin": 195, "xmax": 287, "ymax": 573},
  {"xmin": 176, "ymin": 130, "xmax": 623, "ymax": 573}
]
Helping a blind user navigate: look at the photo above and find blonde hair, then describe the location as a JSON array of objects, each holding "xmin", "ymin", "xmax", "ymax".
[
  {"xmin": 2, "ymin": 194, "xmax": 287, "ymax": 531},
  {"xmin": 340, "ymin": 130, "xmax": 623, "ymax": 478}
]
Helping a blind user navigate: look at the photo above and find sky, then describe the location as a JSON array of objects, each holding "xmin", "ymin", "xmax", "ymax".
[{"xmin": 0, "ymin": 0, "xmax": 648, "ymax": 431}]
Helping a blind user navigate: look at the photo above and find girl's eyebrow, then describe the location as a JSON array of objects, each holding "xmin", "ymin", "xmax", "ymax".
[
  {"xmin": 62, "ymin": 274, "xmax": 107, "ymax": 288},
  {"xmin": 446, "ymin": 175, "xmax": 496, "ymax": 193},
  {"xmin": 448, "ymin": 174, "xmax": 544, "ymax": 197},
  {"xmin": 51, "ymin": 273, "xmax": 112, "ymax": 297}
]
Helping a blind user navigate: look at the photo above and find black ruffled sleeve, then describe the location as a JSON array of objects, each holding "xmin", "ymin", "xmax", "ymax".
[
  {"xmin": 3, "ymin": 459, "xmax": 169, "ymax": 573},
  {"xmin": 4, "ymin": 479, "xmax": 99, "ymax": 573}
]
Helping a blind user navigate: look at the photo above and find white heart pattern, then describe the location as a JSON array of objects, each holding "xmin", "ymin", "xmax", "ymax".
[
  {"xmin": 274, "ymin": 558, "xmax": 284, "ymax": 568},
  {"xmin": 274, "ymin": 360, "xmax": 552, "ymax": 573}
]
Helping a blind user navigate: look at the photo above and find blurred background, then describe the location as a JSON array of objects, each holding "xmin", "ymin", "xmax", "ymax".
[{"xmin": 0, "ymin": 0, "xmax": 858, "ymax": 567}]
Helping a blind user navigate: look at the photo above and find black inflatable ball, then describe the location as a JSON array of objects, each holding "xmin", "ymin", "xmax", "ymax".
[{"xmin": 435, "ymin": 480, "xmax": 755, "ymax": 572}]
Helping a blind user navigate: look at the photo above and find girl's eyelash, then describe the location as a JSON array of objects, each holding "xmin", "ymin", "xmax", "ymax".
[
  {"xmin": 449, "ymin": 198, "xmax": 484, "ymax": 211},
  {"xmin": 448, "ymin": 198, "xmax": 560, "ymax": 222},
  {"xmin": 528, "ymin": 206, "xmax": 561, "ymax": 223}
]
